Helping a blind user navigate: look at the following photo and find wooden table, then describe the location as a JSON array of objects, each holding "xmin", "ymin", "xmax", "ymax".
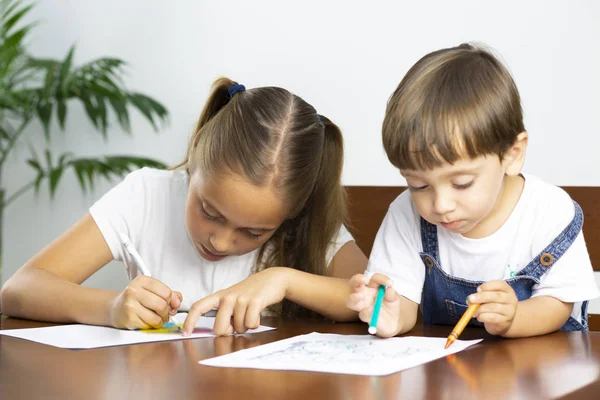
[{"xmin": 1, "ymin": 317, "xmax": 599, "ymax": 399}]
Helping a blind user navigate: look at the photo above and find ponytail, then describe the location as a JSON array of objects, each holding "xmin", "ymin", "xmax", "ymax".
[{"xmin": 170, "ymin": 77, "xmax": 238, "ymax": 171}]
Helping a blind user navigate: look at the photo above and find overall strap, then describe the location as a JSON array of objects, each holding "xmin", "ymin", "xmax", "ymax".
[
  {"xmin": 420, "ymin": 217, "xmax": 440, "ymax": 261},
  {"xmin": 519, "ymin": 201, "xmax": 584, "ymax": 280}
]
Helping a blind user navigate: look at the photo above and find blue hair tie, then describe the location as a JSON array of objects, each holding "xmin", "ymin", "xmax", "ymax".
[
  {"xmin": 317, "ymin": 114, "xmax": 323, "ymax": 122},
  {"xmin": 228, "ymin": 83, "xmax": 246, "ymax": 99}
]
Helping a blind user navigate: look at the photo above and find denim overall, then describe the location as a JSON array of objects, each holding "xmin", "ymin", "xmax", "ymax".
[{"xmin": 418, "ymin": 201, "xmax": 588, "ymax": 331}]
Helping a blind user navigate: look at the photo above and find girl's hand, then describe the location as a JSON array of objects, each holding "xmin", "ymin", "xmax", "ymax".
[
  {"xmin": 345, "ymin": 273, "xmax": 400, "ymax": 337},
  {"xmin": 182, "ymin": 267, "xmax": 289, "ymax": 336},
  {"xmin": 469, "ymin": 280, "xmax": 518, "ymax": 336},
  {"xmin": 110, "ymin": 275, "xmax": 182, "ymax": 330}
]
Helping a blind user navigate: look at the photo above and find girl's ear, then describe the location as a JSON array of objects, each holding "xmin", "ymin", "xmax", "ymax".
[{"xmin": 503, "ymin": 131, "xmax": 528, "ymax": 176}]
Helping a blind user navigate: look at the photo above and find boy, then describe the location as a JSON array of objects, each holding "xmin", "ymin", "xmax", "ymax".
[{"xmin": 347, "ymin": 43, "xmax": 599, "ymax": 338}]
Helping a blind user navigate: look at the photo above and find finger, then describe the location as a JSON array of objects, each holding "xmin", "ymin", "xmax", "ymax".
[
  {"xmin": 367, "ymin": 273, "xmax": 394, "ymax": 288},
  {"xmin": 473, "ymin": 302, "xmax": 506, "ymax": 318},
  {"xmin": 468, "ymin": 291, "xmax": 509, "ymax": 306},
  {"xmin": 120, "ymin": 307, "xmax": 151, "ymax": 330},
  {"xmin": 245, "ymin": 300, "xmax": 263, "ymax": 330},
  {"xmin": 477, "ymin": 280, "xmax": 510, "ymax": 293},
  {"xmin": 232, "ymin": 296, "xmax": 250, "ymax": 334},
  {"xmin": 169, "ymin": 291, "xmax": 183, "ymax": 309},
  {"xmin": 137, "ymin": 288, "xmax": 170, "ymax": 323},
  {"xmin": 476, "ymin": 312, "xmax": 503, "ymax": 325},
  {"xmin": 214, "ymin": 295, "xmax": 236, "ymax": 335},
  {"xmin": 346, "ymin": 292, "xmax": 367, "ymax": 310},
  {"xmin": 357, "ymin": 306, "xmax": 373, "ymax": 324},
  {"xmin": 384, "ymin": 286, "xmax": 399, "ymax": 302},
  {"xmin": 137, "ymin": 277, "xmax": 173, "ymax": 301},
  {"xmin": 168, "ymin": 291, "xmax": 183, "ymax": 316},
  {"xmin": 349, "ymin": 274, "xmax": 368, "ymax": 289},
  {"xmin": 137, "ymin": 305, "xmax": 165, "ymax": 329},
  {"xmin": 183, "ymin": 295, "xmax": 220, "ymax": 335}
]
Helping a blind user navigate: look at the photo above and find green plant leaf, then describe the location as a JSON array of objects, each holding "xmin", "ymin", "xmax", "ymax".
[
  {"xmin": 36, "ymin": 101, "xmax": 52, "ymax": 139},
  {"xmin": 0, "ymin": 1, "xmax": 23, "ymax": 27},
  {"xmin": 57, "ymin": 99, "xmax": 66, "ymax": 129},
  {"xmin": 26, "ymin": 158, "xmax": 41, "ymax": 171},
  {"xmin": 1, "ymin": 3, "xmax": 33, "ymax": 36},
  {"xmin": 68, "ymin": 155, "xmax": 167, "ymax": 193},
  {"xmin": 0, "ymin": 125, "xmax": 11, "ymax": 140},
  {"xmin": 95, "ymin": 94, "xmax": 107, "ymax": 134},
  {"xmin": 59, "ymin": 45, "xmax": 75, "ymax": 97},
  {"xmin": 108, "ymin": 96, "xmax": 130, "ymax": 133},
  {"xmin": 79, "ymin": 90, "xmax": 100, "ymax": 131},
  {"xmin": 48, "ymin": 165, "xmax": 65, "ymax": 198},
  {"xmin": 2, "ymin": 24, "xmax": 32, "ymax": 49},
  {"xmin": 126, "ymin": 93, "xmax": 168, "ymax": 131}
]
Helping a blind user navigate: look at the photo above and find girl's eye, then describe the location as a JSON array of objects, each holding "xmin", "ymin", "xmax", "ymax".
[
  {"xmin": 454, "ymin": 181, "xmax": 474, "ymax": 190},
  {"xmin": 201, "ymin": 208, "xmax": 219, "ymax": 221},
  {"xmin": 246, "ymin": 231, "xmax": 263, "ymax": 240},
  {"xmin": 408, "ymin": 185, "xmax": 428, "ymax": 192}
]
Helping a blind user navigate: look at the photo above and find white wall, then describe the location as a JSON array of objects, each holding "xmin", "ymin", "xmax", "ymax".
[{"xmin": 4, "ymin": 0, "xmax": 600, "ymax": 312}]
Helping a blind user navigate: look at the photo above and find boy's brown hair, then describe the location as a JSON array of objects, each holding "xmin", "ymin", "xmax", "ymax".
[{"xmin": 382, "ymin": 43, "xmax": 525, "ymax": 170}]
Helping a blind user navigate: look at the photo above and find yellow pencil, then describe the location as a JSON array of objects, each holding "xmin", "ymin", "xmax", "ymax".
[{"xmin": 445, "ymin": 303, "xmax": 480, "ymax": 349}]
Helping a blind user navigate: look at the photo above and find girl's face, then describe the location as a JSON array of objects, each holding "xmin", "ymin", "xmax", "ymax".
[{"xmin": 185, "ymin": 170, "xmax": 288, "ymax": 261}]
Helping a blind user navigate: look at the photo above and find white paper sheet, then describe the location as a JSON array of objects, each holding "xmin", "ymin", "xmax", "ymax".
[
  {"xmin": 0, "ymin": 313, "xmax": 275, "ymax": 349},
  {"xmin": 199, "ymin": 332, "xmax": 482, "ymax": 376}
]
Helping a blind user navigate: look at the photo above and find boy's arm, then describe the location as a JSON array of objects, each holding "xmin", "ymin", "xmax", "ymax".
[
  {"xmin": 502, "ymin": 297, "xmax": 573, "ymax": 338},
  {"xmin": 472, "ymin": 280, "xmax": 575, "ymax": 337},
  {"xmin": 394, "ymin": 295, "xmax": 420, "ymax": 335}
]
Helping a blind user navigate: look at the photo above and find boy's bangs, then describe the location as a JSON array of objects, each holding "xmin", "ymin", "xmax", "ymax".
[{"xmin": 395, "ymin": 111, "xmax": 483, "ymax": 171}]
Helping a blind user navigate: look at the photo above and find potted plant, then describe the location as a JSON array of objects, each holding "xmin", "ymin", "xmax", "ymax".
[{"xmin": 0, "ymin": 0, "xmax": 169, "ymax": 284}]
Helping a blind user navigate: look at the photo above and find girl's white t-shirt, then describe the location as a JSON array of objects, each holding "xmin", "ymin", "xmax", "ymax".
[
  {"xmin": 90, "ymin": 168, "xmax": 354, "ymax": 311},
  {"xmin": 366, "ymin": 174, "xmax": 600, "ymax": 324}
]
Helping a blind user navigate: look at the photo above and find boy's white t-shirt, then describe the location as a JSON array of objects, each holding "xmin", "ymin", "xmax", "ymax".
[
  {"xmin": 90, "ymin": 168, "xmax": 354, "ymax": 311},
  {"xmin": 366, "ymin": 174, "xmax": 600, "ymax": 324}
]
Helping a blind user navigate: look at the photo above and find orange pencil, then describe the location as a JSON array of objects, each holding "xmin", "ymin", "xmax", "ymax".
[{"xmin": 445, "ymin": 303, "xmax": 480, "ymax": 349}]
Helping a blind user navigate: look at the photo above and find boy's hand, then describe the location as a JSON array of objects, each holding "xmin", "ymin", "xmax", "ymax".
[
  {"xmin": 345, "ymin": 273, "xmax": 401, "ymax": 337},
  {"xmin": 469, "ymin": 280, "xmax": 518, "ymax": 335}
]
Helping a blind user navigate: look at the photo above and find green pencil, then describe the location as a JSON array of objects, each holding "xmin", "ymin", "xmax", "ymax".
[{"xmin": 368, "ymin": 285, "xmax": 386, "ymax": 334}]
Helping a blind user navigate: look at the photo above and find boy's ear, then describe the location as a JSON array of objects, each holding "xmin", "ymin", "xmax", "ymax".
[{"xmin": 503, "ymin": 131, "xmax": 528, "ymax": 176}]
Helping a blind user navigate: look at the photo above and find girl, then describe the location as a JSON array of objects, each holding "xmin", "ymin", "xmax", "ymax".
[{"xmin": 1, "ymin": 78, "xmax": 367, "ymax": 336}]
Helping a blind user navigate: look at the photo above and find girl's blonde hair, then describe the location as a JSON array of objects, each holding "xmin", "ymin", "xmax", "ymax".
[
  {"xmin": 383, "ymin": 43, "xmax": 525, "ymax": 170},
  {"xmin": 174, "ymin": 77, "xmax": 347, "ymax": 318}
]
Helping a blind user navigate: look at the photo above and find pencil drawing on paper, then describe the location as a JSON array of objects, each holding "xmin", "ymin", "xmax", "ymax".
[{"xmin": 248, "ymin": 339, "xmax": 431, "ymax": 364}]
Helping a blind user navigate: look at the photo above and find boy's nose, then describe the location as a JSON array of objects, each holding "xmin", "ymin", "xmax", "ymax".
[{"xmin": 432, "ymin": 192, "xmax": 456, "ymax": 215}]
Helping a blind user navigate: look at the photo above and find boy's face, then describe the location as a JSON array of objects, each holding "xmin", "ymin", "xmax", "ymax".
[
  {"xmin": 185, "ymin": 170, "xmax": 288, "ymax": 262},
  {"xmin": 401, "ymin": 154, "xmax": 518, "ymax": 239}
]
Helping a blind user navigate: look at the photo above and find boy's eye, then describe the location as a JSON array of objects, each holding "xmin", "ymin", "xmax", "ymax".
[
  {"xmin": 408, "ymin": 184, "xmax": 428, "ymax": 192},
  {"xmin": 453, "ymin": 181, "xmax": 474, "ymax": 190}
]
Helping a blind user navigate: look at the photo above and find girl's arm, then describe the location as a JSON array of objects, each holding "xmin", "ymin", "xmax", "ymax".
[
  {"xmin": 182, "ymin": 241, "xmax": 369, "ymax": 335},
  {"xmin": 1, "ymin": 213, "xmax": 181, "ymax": 328},
  {"xmin": 0, "ymin": 213, "xmax": 118, "ymax": 324},
  {"xmin": 285, "ymin": 241, "xmax": 368, "ymax": 321}
]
